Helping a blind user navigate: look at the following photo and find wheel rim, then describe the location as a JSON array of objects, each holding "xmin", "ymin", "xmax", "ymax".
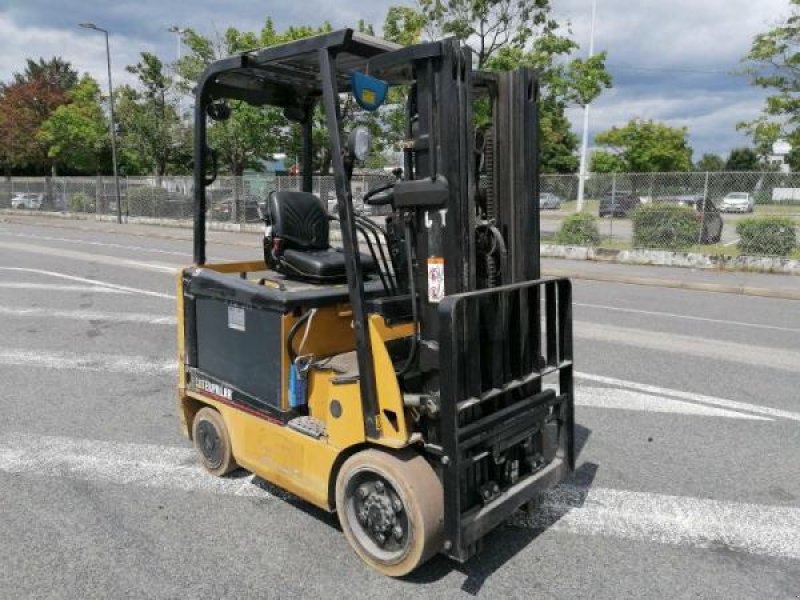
[
  {"xmin": 344, "ymin": 469, "xmax": 411, "ymax": 564},
  {"xmin": 196, "ymin": 419, "xmax": 223, "ymax": 469}
]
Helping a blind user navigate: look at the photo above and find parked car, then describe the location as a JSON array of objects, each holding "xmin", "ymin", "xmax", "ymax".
[
  {"xmin": 539, "ymin": 192, "xmax": 562, "ymax": 209},
  {"xmin": 720, "ymin": 192, "xmax": 754, "ymax": 213},
  {"xmin": 210, "ymin": 197, "xmax": 264, "ymax": 222},
  {"xmin": 599, "ymin": 190, "xmax": 641, "ymax": 217},
  {"xmin": 10, "ymin": 192, "xmax": 44, "ymax": 210}
]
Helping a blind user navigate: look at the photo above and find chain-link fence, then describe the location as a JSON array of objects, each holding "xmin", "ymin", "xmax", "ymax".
[
  {"xmin": 1, "ymin": 171, "xmax": 799, "ymax": 258},
  {"xmin": 0, "ymin": 174, "xmax": 394, "ymax": 224},
  {"xmin": 540, "ymin": 171, "xmax": 800, "ymax": 258}
]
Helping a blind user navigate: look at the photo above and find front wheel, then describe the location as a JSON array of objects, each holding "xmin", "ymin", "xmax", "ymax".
[{"xmin": 335, "ymin": 449, "xmax": 443, "ymax": 577}]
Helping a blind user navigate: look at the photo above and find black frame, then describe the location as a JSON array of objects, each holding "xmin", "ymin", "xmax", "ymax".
[{"xmin": 191, "ymin": 29, "xmax": 402, "ymax": 439}]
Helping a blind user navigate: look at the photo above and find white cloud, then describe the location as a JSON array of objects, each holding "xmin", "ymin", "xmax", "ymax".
[
  {"xmin": 0, "ymin": 0, "xmax": 788, "ymax": 158},
  {"xmin": 0, "ymin": 13, "xmax": 142, "ymax": 87}
]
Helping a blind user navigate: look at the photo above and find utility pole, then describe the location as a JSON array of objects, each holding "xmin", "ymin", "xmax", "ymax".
[
  {"xmin": 576, "ymin": 0, "xmax": 597, "ymax": 213},
  {"xmin": 79, "ymin": 22, "xmax": 122, "ymax": 224}
]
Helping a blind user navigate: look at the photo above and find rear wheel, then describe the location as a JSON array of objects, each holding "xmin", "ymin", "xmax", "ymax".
[
  {"xmin": 335, "ymin": 449, "xmax": 443, "ymax": 577},
  {"xmin": 192, "ymin": 407, "xmax": 237, "ymax": 476}
]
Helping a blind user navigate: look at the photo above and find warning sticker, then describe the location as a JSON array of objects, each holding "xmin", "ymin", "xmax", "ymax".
[
  {"xmin": 427, "ymin": 257, "xmax": 445, "ymax": 303},
  {"xmin": 227, "ymin": 305, "xmax": 246, "ymax": 331}
]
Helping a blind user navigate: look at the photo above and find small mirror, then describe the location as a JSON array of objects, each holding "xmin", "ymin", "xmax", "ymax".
[
  {"xmin": 207, "ymin": 101, "xmax": 231, "ymax": 121},
  {"xmin": 347, "ymin": 126, "xmax": 371, "ymax": 162}
]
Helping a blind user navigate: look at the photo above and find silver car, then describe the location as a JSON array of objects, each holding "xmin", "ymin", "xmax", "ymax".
[
  {"xmin": 720, "ymin": 192, "xmax": 754, "ymax": 213},
  {"xmin": 539, "ymin": 192, "xmax": 562, "ymax": 209},
  {"xmin": 10, "ymin": 192, "xmax": 44, "ymax": 210}
]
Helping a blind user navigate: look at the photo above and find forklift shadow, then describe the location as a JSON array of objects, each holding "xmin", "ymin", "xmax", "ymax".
[
  {"xmin": 234, "ymin": 473, "xmax": 344, "ymax": 529},
  {"xmin": 404, "ymin": 423, "xmax": 596, "ymax": 594}
]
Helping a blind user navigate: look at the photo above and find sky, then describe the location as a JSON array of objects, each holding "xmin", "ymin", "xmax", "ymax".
[{"xmin": 0, "ymin": 0, "xmax": 788, "ymax": 159}]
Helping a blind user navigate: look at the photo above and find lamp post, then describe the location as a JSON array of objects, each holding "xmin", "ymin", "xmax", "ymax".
[
  {"xmin": 167, "ymin": 26, "xmax": 188, "ymax": 120},
  {"xmin": 79, "ymin": 22, "xmax": 122, "ymax": 224},
  {"xmin": 576, "ymin": 0, "xmax": 598, "ymax": 213}
]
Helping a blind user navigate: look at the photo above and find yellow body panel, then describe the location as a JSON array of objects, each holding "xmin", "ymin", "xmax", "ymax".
[
  {"xmin": 186, "ymin": 391, "xmax": 337, "ymax": 510},
  {"xmin": 176, "ymin": 262, "xmax": 418, "ymax": 510}
]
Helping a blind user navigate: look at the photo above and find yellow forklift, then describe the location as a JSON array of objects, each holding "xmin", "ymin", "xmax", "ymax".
[{"xmin": 176, "ymin": 29, "xmax": 574, "ymax": 576}]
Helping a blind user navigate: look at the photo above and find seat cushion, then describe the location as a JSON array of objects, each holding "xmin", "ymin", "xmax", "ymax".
[{"xmin": 282, "ymin": 248, "xmax": 376, "ymax": 282}]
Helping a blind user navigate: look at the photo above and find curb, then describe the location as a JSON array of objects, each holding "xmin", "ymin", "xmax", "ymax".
[
  {"xmin": 3, "ymin": 212, "xmax": 799, "ymax": 300},
  {"xmin": 541, "ymin": 244, "xmax": 800, "ymax": 276},
  {"xmin": 543, "ymin": 267, "xmax": 800, "ymax": 301}
]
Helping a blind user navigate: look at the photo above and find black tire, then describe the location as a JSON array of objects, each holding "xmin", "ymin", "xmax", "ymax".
[
  {"xmin": 192, "ymin": 407, "xmax": 238, "ymax": 476},
  {"xmin": 335, "ymin": 449, "xmax": 443, "ymax": 577}
]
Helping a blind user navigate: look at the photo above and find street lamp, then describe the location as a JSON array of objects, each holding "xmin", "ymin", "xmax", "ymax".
[
  {"xmin": 576, "ymin": 0, "xmax": 598, "ymax": 213},
  {"xmin": 79, "ymin": 22, "xmax": 123, "ymax": 224},
  {"xmin": 167, "ymin": 26, "xmax": 188, "ymax": 119}
]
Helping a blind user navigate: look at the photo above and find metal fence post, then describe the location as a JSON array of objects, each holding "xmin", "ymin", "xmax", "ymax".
[
  {"xmin": 609, "ymin": 172, "xmax": 616, "ymax": 242},
  {"xmin": 698, "ymin": 170, "xmax": 710, "ymax": 244}
]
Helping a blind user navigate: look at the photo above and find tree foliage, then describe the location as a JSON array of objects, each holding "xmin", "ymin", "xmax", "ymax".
[
  {"xmin": 695, "ymin": 153, "xmax": 725, "ymax": 172},
  {"xmin": 590, "ymin": 150, "xmax": 627, "ymax": 173},
  {"xmin": 724, "ymin": 147, "xmax": 760, "ymax": 172},
  {"xmin": 117, "ymin": 52, "xmax": 187, "ymax": 178},
  {"xmin": 13, "ymin": 57, "xmax": 79, "ymax": 90},
  {"xmin": 0, "ymin": 75, "xmax": 69, "ymax": 174},
  {"xmin": 0, "ymin": 57, "xmax": 77, "ymax": 174},
  {"xmin": 175, "ymin": 20, "xmax": 334, "ymax": 175},
  {"xmin": 38, "ymin": 75, "xmax": 109, "ymax": 174},
  {"xmin": 740, "ymin": 1, "xmax": 800, "ymax": 157},
  {"xmin": 409, "ymin": 0, "xmax": 612, "ymax": 173},
  {"xmin": 593, "ymin": 119, "xmax": 693, "ymax": 173}
]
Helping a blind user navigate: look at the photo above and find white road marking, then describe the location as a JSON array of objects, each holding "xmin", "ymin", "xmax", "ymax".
[
  {"xmin": 0, "ymin": 283, "xmax": 131, "ymax": 294},
  {"xmin": 0, "ymin": 337, "xmax": 790, "ymax": 422},
  {"xmin": 0, "ymin": 267, "xmax": 173, "ymax": 299},
  {"xmin": 576, "ymin": 372, "xmax": 800, "ymax": 423},
  {"xmin": 2, "ymin": 432, "xmax": 799, "ymax": 560},
  {"xmin": 0, "ymin": 230, "xmax": 191, "ymax": 257},
  {"xmin": 575, "ymin": 386, "xmax": 770, "ymax": 421},
  {"xmin": 0, "ymin": 240, "xmax": 180, "ymax": 273},
  {"xmin": 0, "ymin": 433, "xmax": 283, "ymax": 500},
  {"xmin": 575, "ymin": 321, "xmax": 800, "ymax": 372},
  {"xmin": 575, "ymin": 302, "xmax": 800, "ymax": 334},
  {"xmin": 511, "ymin": 484, "xmax": 800, "ymax": 561},
  {"xmin": 0, "ymin": 350, "xmax": 174, "ymax": 374},
  {"xmin": 0, "ymin": 306, "xmax": 176, "ymax": 325}
]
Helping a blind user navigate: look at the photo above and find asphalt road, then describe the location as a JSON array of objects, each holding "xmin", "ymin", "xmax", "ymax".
[{"xmin": 1, "ymin": 220, "xmax": 799, "ymax": 599}]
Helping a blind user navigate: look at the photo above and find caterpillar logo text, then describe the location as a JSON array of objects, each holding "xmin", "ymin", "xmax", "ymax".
[{"xmin": 196, "ymin": 378, "xmax": 233, "ymax": 401}]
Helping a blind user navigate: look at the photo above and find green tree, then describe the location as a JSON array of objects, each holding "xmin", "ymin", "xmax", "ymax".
[
  {"xmin": 593, "ymin": 119, "xmax": 693, "ymax": 172},
  {"xmin": 176, "ymin": 20, "xmax": 333, "ymax": 176},
  {"xmin": 13, "ymin": 57, "xmax": 79, "ymax": 90},
  {"xmin": 406, "ymin": 0, "xmax": 612, "ymax": 173},
  {"xmin": 695, "ymin": 153, "xmax": 725, "ymax": 172},
  {"xmin": 38, "ymin": 75, "xmax": 109, "ymax": 174},
  {"xmin": 384, "ymin": 6, "xmax": 427, "ymax": 45},
  {"xmin": 590, "ymin": 150, "xmax": 626, "ymax": 173},
  {"xmin": 0, "ymin": 74, "xmax": 69, "ymax": 175},
  {"xmin": 725, "ymin": 147, "xmax": 760, "ymax": 171},
  {"xmin": 117, "ymin": 52, "xmax": 187, "ymax": 180},
  {"xmin": 740, "ymin": 1, "xmax": 800, "ymax": 155}
]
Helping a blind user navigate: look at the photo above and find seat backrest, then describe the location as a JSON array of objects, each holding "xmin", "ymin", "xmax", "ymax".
[{"xmin": 268, "ymin": 191, "xmax": 330, "ymax": 250}]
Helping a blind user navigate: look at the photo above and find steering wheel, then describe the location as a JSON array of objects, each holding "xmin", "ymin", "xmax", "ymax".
[{"xmin": 363, "ymin": 181, "xmax": 396, "ymax": 206}]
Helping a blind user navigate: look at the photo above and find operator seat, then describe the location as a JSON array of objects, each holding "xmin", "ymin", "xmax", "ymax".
[{"xmin": 263, "ymin": 191, "xmax": 375, "ymax": 284}]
